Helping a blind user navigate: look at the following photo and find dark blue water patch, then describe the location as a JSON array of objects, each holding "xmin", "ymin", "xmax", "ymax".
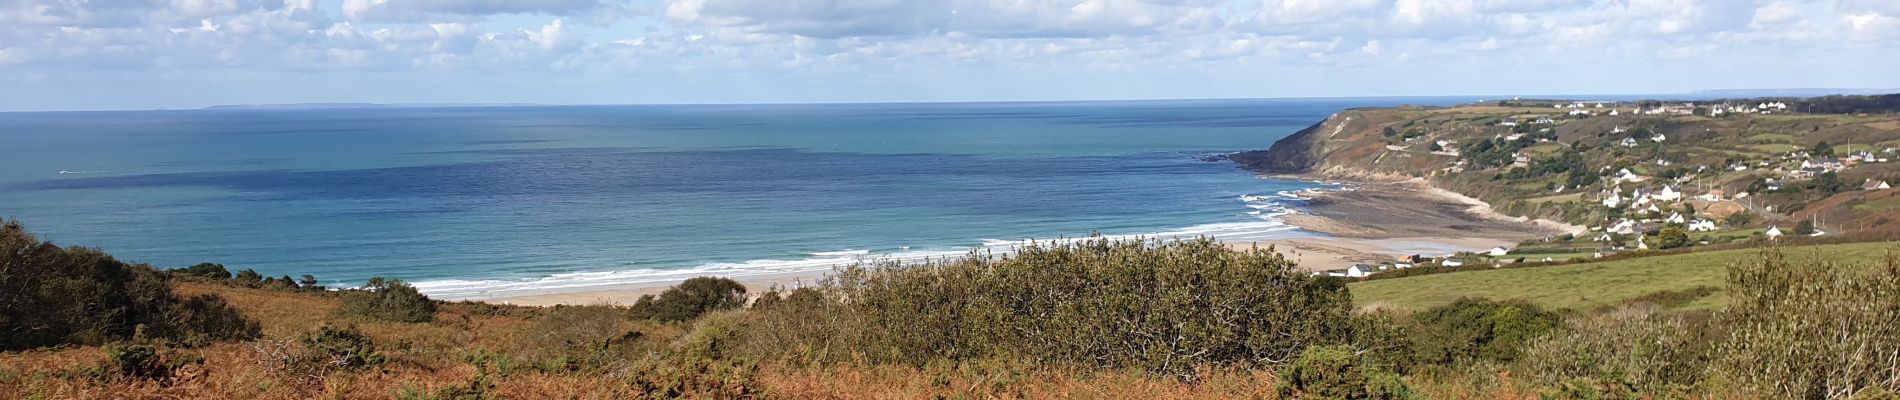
[
  {"xmin": 15, "ymin": 149, "xmax": 1243, "ymax": 219},
  {"xmin": 466, "ymin": 139, "xmax": 562, "ymax": 145},
  {"xmin": 414, "ymin": 146, "xmax": 661, "ymax": 156}
]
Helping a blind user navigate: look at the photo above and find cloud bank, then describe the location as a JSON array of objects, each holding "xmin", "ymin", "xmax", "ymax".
[{"xmin": 0, "ymin": 0, "xmax": 1895, "ymax": 110}]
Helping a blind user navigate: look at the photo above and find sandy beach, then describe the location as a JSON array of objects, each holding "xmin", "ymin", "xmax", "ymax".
[{"xmin": 486, "ymin": 175, "xmax": 1578, "ymax": 306}]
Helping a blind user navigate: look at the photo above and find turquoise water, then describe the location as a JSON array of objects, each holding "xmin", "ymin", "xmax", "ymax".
[{"xmin": 0, "ymin": 98, "xmax": 1471, "ymax": 299}]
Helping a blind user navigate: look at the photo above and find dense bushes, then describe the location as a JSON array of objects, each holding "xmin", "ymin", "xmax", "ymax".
[
  {"xmin": 629, "ymin": 277, "xmax": 747, "ymax": 322},
  {"xmin": 1274, "ymin": 345, "xmax": 1411, "ymax": 400},
  {"xmin": 734, "ymin": 237, "xmax": 1355, "ymax": 380},
  {"xmin": 525, "ymin": 305, "xmax": 652, "ymax": 371},
  {"xmin": 337, "ymin": 277, "xmax": 438, "ymax": 323},
  {"xmin": 1517, "ymin": 304, "xmax": 1712, "ymax": 398},
  {"xmin": 1716, "ymin": 249, "xmax": 1900, "ymax": 399},
  {"xmin": 0, "ymin": 219, "xmax": 259, "ymax": 350},
  {"xmin": 1405, "ymin": 298, "xmax": 1561, "ymax": 369}
]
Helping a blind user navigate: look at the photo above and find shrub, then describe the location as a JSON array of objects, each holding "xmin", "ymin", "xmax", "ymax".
[
  {"xmin": 169, "ymin": 262, "xmax": 232, "ymax": 280},
  {"xmin": 0, "ymin": 219, "xmax": 259, "ymax": 350},
  {"xmin": 525, "ymin": 305, "xmax": 647, "ymax": 372},
  {"xmin": 1714, "ymin": 248, "xmax": 1900, "ymax": 398},
  {"xmin": 1407, "ymin": 298, "xmax": 1562, "ymax": 369},
  {"xmin": 629, "ymin": 277, "xmax": 747, "ymax": 323},
  {"xmin": 148, "ymin": 294, "xmax": 263, "ymax": 347},
  {"xmin": 627, "ymin": 352, "xmax": 763, "ymax": 400},
  {"xmin": 100, "ymin": 342, "xmax": 202, "ymax": 384},
  {"xmin": 735, "ymin": 237, "xmax": 1354, "ymax": 380},
  {"xmin": 338, "ymin": 277, "xmax": 438, "ymax": 323},
  {"xmin": 302, "ymin": 325, "xmax": 384, "ymax": 370},
  {"xmin": 1517, "ymin": 304, "xmax": 1712, "ymax": 398},
  {"xmin": 234, "ymin": 268, "xmax": 263, "ymax": 284},
  {"xmin": 1274, "ymin": 345, "xmax": 1412, "ymax": 400}
]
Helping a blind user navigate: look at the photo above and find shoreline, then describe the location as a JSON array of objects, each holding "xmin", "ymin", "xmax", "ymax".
[{"xmin": 482, "ymin": 174, "xmax": 1569, "ymax": 306}]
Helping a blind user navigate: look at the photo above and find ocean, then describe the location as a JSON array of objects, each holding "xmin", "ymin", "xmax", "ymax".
[{"xmin": 0, "ymin": 98, "xmax": 1473, "ymax": 299}]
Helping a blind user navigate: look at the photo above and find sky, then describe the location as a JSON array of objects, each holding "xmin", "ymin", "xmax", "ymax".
[{"xmin": 2, "ymin": 0, "xmax": 1898, "ymax": 111}]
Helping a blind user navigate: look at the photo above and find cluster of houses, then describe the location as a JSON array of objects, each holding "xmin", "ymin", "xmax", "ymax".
[
  {"xmin": 1774, "ymin": 149, "xmax": 1891, "ymax": 180},
  {"xmin": 1325, "ymin": 247, "xmax": 1532, "ymax": 278}
]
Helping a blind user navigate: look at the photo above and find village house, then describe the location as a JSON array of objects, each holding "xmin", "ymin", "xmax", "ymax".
[
  {"xmin": 1346, "ymin": 264, "xmax": 1376, "ymax": 278},
  {"xmin": 1766, "ymin": 226, "xmax": 1783, "ymax": 239},
  {"xmin": 1802, "ymin": 156, "xmax": 1844, "ymax": 171},
  {"xmin": 1621, "ymin": 137, "xmax": 1640, "ymax": 147},
  {"xmin": 1651, "ymin": 186, "xmax": 1681, "ymax": 202},
  {"xmin": 1689, "ymin": 219, "xmax": 1718, "ymax": 232},
  {"xmin": 1488, "ymin": 246, "xmax": 1510, "ymax": 257},
  {"xmin": 1790, "ymin": 167, "xmax": 1827, "ymax": 179},
  {"xmin": 1697, "ymin": 189, "xmax": 1725, "ymax": 201},
  {"xmin": 1864, "ymin": 179, "xmax": 1891, "ymax": 191}
]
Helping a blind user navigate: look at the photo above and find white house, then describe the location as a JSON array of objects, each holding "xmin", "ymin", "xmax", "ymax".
[
  {"xmin": 1621, "ymin": 137, "xmax": 1640, "ymax": 147},
  {"xmin": 1653, "ymin": 186, "xmax": 1682, "ymax": 202},
  {"xmin": 1766, "ymin": 226, "xmax": 1783, "ymax": 239},
  {"xmin": 1488, "ymin": 246, "xmax": 1510, "ymax": 257},
  {"xmin": 1652, "ymin": 133, "xmax": 1667, "ymax": 143},
  {"xmin": 1665, "ymin": 212, "xmax": 1687, "ymax": 224},
  {"xmin": 1864, "ymin": 179, "xmax": 1891, "ymax": 191},
  {"xmin": 1346, "ymin": 264, "xmax": 1377, "ymax": 278},
  {"xmin": 1636, "ymin": 235, "xmax": 1649, "ymax": 250},
  {"xmin": 1689, "ymin": 219, "xmax": 1718, "ymax": 232},
  {"xmin": 1602, "ymin": 191, "xmax": 1625, "ymax": 208},
  {"xmin": 1609, "ymin": 219, "xmax": 1638, "ymax": 235},
  {"xmin": 1442, "ymin": 259, "xmax": 1465, "ymax": 267}
]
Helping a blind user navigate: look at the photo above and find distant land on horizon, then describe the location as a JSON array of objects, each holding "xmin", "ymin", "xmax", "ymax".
[{"xmin": 180, "ymin": 88, "xmax": 1900, "ymax": 113}]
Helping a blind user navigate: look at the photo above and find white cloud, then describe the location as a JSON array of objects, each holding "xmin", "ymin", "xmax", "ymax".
[
  {"xmin": 341, "ymin": 0, "xmax": 620, "ymax": 22},
  {"xmin": 0, "ymin": 0, "xmax": 1897, "ymax": 111}
]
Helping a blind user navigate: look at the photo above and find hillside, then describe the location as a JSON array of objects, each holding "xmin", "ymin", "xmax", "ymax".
[{"xmin": 1232, "ymin": 94, "xmax": 1900, "ymax": 257}]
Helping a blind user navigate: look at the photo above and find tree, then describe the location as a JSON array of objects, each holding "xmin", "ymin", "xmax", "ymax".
[
  {"xmin": 337, "ymin": 277, "xmax": 437, "ymax": 323},
  {"xmin": 170, "ymin": 262, "xmax": 232, "ymax": 280},
  {"xmin": 1725, "ymin": 211, "xmax": 1755, "ymax": 227},
  {"xmin": 1794, "ymin": 220, "xmax": 1816, "ymax": 235},
  {"xmin": 1657, "ymin": 226, "xmax": 1691, "ymax": 249},
  {"xmin": 1812, "ymin": 141, "xmax": 1836, "ymax": 157},
  {"xmin": 630, "ymin": 277, "xmax": 748, "ymax": 322},
  {"xmin": 1429, "ymin": 142, "xmax": 1443, "ymax": 152},
  {"xmin": 1813, "ymin": 172, "xmax": 1846, "ymax": 194},
  {"xmin": 1, "ymin": 219, "xmax": 258, "ymax": 350}
]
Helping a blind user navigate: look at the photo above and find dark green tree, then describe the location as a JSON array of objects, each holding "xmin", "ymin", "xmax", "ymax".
[{"xmin": 630, "ymin": 277, "xmax": 748, "ymax": 323}]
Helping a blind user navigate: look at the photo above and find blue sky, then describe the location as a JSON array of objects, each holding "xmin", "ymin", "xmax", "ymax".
[{"xmin": 2, "ymin": 0, "xmax": 1897, "ymax": 111}]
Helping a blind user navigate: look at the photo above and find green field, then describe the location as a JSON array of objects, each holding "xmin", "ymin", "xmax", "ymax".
[
  {"xmin": 1350, "ymin": 241, "xmax": 1900, "ymax": 312},
  {"xmin": 1746, "ymin": 143, "xmax": 1802, "ymax": 154},
  {"xmin": 1747, "ymin": 133, "xmax": 1799, "ymax": 143}
]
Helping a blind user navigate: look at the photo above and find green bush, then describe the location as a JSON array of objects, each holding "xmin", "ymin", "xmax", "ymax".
[
  {"xmin": 1517, "ymin": 304, "xmax": 1712, "ymax": 398},
  {"xmin": 148, "ymin": 294, "xmax": 263, "ymax": 347},
  {"xmin": 0, "ymin": 219, "xmax": 260, "ymax": 350},
  {"xmin": 302, "ymin": 325, "xmax": 384, "ymax": 370},
  {"xmin": 1407, "ymin": 298, "xmax": 1562, "ymax": 369},
  {"xmin": 1274, "ymin": 345, "xmax": 1412, "ymax": 399},
  {"xmin": 735, "ymin": 237, "xmax": 1354, "ymax": 380},
  {"xmin": 1715, "ymin": 248, "xmax": 1900, "ymax": 398},
  {"xmin": 629, "ymin": 277, "xmax": 747, "ymax": 323},
  {"xmin": 169, "ymin": 262, "xmax": 232, "ymax": 280},
  {"xmin": 338, "ymin": 277, "xmax": 438, "ymax": 323}
]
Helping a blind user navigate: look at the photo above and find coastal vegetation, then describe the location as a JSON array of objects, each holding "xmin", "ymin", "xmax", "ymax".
[{"xmin": 6, "ymin": 217, "xmax": 1900, "ymax": 398}]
